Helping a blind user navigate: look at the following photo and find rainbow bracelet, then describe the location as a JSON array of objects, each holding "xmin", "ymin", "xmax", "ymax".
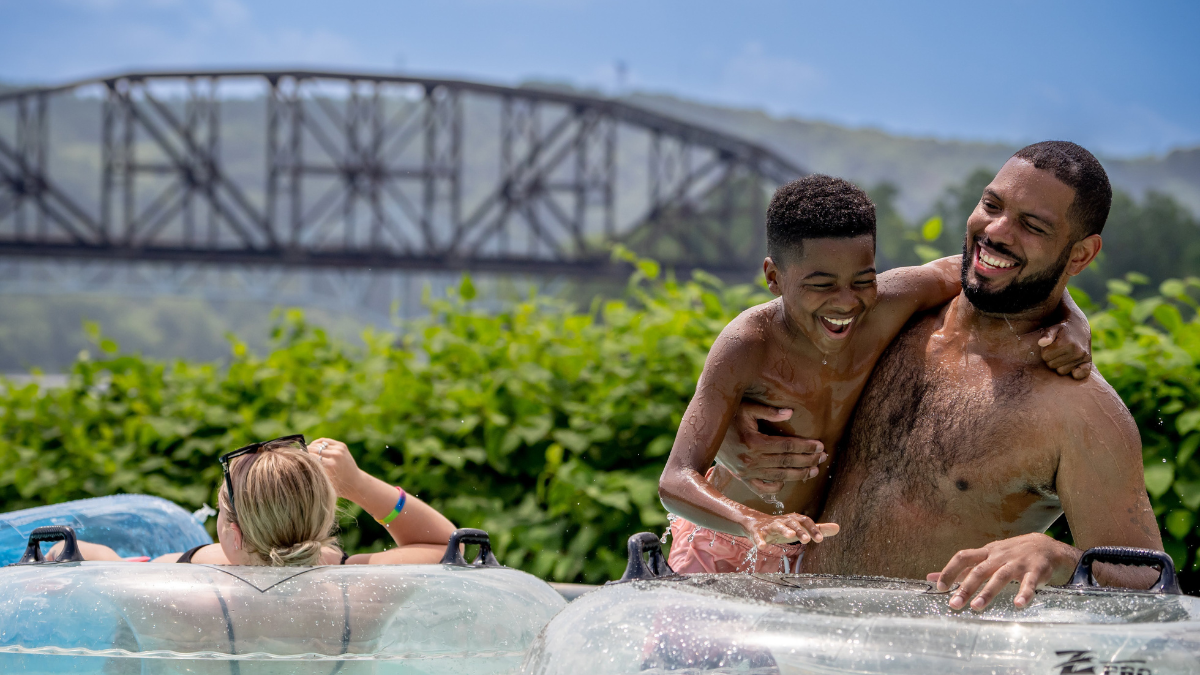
[{"xmin": 376, "ymin": 487, "xmax": 407, "ymax": 525}]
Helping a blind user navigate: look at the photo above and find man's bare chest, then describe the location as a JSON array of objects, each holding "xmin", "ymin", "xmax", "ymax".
[{"xmin": 845, "ymin": 331, "xmax": 1062, "ymax": 511}]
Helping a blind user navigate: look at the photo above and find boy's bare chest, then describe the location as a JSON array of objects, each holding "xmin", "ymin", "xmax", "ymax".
[{"xmin": 742, "ymin": 343, "xmax": 878, "ymax": 440}]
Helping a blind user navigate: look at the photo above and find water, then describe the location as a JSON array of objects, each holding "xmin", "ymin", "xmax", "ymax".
[{"xmin": 760, "ymin": 493, "xmax": 786, "ymax": 515}]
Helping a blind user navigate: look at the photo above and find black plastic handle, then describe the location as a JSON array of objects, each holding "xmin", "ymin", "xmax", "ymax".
[
  {"xmin": 611, "ymin": 532, "xmax": 674, "ymax": 583},
  {"xmin": 1068, "ymin": 546, "xmax": 1180, "ymax": 594},
  {"xmin": 16, "ymin": 526, "xmax": 84, "ymax": 564},
  {"xmin": 440, "ymin": 528, "xmax": 501, "ymax": 567}
]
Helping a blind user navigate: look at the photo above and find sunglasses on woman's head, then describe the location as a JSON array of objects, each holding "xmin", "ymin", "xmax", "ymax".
[{"xmin": 218, "ymin": 434, "xmax": 307, "ymax": 518}]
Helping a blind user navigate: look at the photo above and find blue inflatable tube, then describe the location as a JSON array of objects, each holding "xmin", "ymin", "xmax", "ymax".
[{"xmin": 0, "ymin": 494, "xmax": 212, "ymax": 565}]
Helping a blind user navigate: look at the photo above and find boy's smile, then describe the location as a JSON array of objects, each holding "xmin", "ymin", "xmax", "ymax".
[{"xmin": 764, "ymin": 235, "xmax": 878, "ymax": 354}]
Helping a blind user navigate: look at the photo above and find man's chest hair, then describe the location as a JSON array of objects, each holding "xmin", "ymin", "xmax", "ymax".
[{"xmin": 844, "ymin": 320, "xmax": 1060, "ymax": 502}]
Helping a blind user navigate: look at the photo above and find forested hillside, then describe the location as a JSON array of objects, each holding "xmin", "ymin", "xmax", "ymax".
[{"xmin": 622, "ymin": 90, "xmax": 1200, "ymax": 220}]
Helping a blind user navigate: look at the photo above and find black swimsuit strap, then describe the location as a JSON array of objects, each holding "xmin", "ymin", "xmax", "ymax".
[
  {"xmin": 176, "ymin": 544, "xmax": 208, "ymax": 564},
  {"xmin": 177, "ymin": 544, "xmax": 348, "ymax": 564}
]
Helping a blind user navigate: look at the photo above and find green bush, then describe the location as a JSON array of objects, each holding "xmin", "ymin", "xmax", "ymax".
[
  {"xmin": 1072, "ymin": 273, "xmax": 1200, "ymax": 588},
  {"xmin": 0, "ymin": 252, "xmax": 768, "ymax": 583},
  {"xmin": 2, "ymin": 258, "xmax": 1198, "ymax": 587}
]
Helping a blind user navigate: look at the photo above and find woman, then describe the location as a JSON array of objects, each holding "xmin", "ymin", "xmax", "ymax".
[{"xmin": 52, "ymin": 435, "xmax": 456, "ymax": 565}]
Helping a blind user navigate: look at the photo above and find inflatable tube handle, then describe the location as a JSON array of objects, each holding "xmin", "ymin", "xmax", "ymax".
[
  {"xmin": 440, "ymin": 528, "xmax": 501, "ymax": 567},
  {"xmin": 1068, "ymin": 546, "xmax": 1180, "ymax": 594},
  {"xmin": 16, "ymin": 526, "xmax": 84, "ymax": 564},
  {"xmin": 613, "ymin": 532, "xmax": 674, "ymax": 583}
]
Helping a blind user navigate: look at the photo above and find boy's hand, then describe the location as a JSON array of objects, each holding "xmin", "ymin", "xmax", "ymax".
[
  {"xmin": 741, "ymin": 511, "xmax": 840, "ymax": 549},
  {"xmin": 1037, "ymin": 322, "xmax": 1092, "ymax": 380}
]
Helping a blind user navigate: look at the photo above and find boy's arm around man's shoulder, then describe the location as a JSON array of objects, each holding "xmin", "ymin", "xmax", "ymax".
[
  {"xmin": 876, "ymin": 256, "xmax": 1093, "ymax": 378},
  {"xmin": 863, "ymin": 256, "xmax": 963, "ymax": 347},
  {"xmin": 877, "ymin": 255, "xmax": 964, "ymax": 314}
]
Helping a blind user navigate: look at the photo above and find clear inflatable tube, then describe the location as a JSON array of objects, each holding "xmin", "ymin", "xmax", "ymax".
[
  {"xmin": 0, "ymin": 534, "xmax": 567, "ymax": 674},
  {"xmin": 0, "ymin": 494, "xmax": 213, "ymax": 565},
  {"xmin": 521, "ymin": 535, "xmax": 1200, "ymax": 675}
]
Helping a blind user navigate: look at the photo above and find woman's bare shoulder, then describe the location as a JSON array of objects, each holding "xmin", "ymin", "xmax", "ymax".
[{"xmin": 163, "ymin": 544, "xmax": 230, "ymax": 564}]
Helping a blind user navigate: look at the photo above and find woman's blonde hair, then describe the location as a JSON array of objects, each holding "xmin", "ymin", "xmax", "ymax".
[{"xmin": 218, "ymin": 443, "xmax": 337, "ymax": 566}]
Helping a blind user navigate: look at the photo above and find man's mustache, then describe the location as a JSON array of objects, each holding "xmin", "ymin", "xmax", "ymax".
[{"xmin": 971, "ymin": 235, "xmax": 1025, "ymax": 267}]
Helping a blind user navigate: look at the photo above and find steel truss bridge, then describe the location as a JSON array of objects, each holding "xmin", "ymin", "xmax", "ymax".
[{"xmin": 0, "ymin": 70, "xmax": 804, "ymax": 316}]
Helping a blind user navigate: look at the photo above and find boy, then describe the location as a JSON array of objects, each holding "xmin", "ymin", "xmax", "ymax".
[{"xmin": 658, "ymin": 175, "xmax": 1090, "ymax": 574}]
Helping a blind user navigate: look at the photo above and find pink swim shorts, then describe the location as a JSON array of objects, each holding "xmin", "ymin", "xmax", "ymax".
[{"xmin": 667, "ymin": 516, "xmax": 804, "ymax": 574}]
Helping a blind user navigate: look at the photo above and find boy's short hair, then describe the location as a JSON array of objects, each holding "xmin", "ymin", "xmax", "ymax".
[
  {"xmin": 1011, "ymin": 141, "xmax": 1111, "ymax": 239},
  {"xmin": 766, "ymin": 175, "xmax": 876, "ymax": 266}
]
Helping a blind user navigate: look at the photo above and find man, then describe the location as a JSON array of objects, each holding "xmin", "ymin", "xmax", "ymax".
[{"xmin": 716, "ymin": 141, "xmax": 1162, "ymax": 610}]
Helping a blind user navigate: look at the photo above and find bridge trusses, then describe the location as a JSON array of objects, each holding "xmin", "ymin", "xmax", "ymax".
[{"xmin": 0, "ymin": 70, "xmax": 804, "ymax": 278}]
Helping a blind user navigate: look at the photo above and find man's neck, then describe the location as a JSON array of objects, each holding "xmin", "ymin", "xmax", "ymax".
[{"xmin": 943, "ymin": 288, "xmax": 1064, "ymax": 348}]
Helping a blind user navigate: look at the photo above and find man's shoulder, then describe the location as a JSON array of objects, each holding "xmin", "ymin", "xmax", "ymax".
[{"xmin": 1038, "ymin": 367, "xmax": 1139, "ymax": 449}]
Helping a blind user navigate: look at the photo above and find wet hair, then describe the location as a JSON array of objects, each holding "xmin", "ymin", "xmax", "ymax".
[
  {"xmin": 219, "ymin": 444, "xmax": 337, "ymax": 566},
  {"xmin": 766, "ymin": 175, "xmax": 876, "ymax": 266},
  {"xmin": 1011, "ymin": 141, "xmax": 1112, "ymax": 239}
]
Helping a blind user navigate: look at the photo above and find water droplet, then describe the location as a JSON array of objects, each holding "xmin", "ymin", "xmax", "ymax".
[{"xmin": 761, "ymin": 492, "xmax": 785, "ymax": 515}]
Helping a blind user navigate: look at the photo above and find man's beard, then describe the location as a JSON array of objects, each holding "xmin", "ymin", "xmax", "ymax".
[{"xmin": 961, "ymin": 237, "xmax": 1071, "ymax": 315}]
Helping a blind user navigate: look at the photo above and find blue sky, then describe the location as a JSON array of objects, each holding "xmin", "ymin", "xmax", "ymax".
[{"xmin": 1, "ymin": 0, "xmax": 1196, "ymax": 158}]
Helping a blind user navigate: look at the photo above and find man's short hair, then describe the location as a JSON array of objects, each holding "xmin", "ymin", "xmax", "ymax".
[
  {"xmin": 1012, "ymin": 141, "xmax": 1112, "ymax": 239},
  {"xmin": 766, "ymin": 175, "xmax": 876, "ymax": 265}
]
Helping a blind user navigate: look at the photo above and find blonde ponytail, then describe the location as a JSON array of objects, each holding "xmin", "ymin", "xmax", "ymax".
[
  {"xmin": 219, "ymin": 444, "xmax": 338, "ymax": 567},
  {"xmin": 268, "ymin": 539, "xmax": 330, "ymax": 567}
]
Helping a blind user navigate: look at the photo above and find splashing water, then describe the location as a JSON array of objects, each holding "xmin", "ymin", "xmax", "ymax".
[
  {"xmin": 739, "ymin": 545, "xmax": 759, "ymax": 572},
  {"xmin": 662, "ymin": 514, "xmax": 677, "ymax": 544},
  {"xmin": 761, "ymin": 492, "xmax": 785, "ymax": 515}
]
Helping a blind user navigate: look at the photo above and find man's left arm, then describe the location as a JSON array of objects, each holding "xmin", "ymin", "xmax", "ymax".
[{"xmin": 930, "ymin": 377, "xmax": 1161, "ymax": 610}]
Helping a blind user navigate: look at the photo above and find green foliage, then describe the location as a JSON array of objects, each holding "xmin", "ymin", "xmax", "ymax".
[
  {"xmin": 1072, "ymin": 191, "xmax": 1200, "ymax": 301},
  {"xmin": 0, "ymin": 253, "xmax": 769, "ymax": 583},
  {"xmin": 4, "ymin": 254, "xmax": 1200, "ymax": 586},
  {"xmin": 1074, "ymin": 273, "xmax": 1200, "ymax": 581}
]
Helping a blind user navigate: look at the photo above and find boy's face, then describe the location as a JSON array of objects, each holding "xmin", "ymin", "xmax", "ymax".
[{"xmin": 764, "ymin": 235, "xmax": 878, "ymax": 354}]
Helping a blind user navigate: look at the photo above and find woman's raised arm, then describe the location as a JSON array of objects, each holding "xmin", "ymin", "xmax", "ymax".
[{"xmin": 308, "ymin": 438, "xmax": 457, "ymax": 564}]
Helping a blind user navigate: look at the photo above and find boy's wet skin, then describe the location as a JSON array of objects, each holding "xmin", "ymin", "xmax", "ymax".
[
  {"xmin": 658, "ymin": 227, "xmax": 1090, "ymax": 551},
  {"xmin": 660, "ymin": 233, "xmax": 969, "ymax": 548},
  {"xmin": 724, "ymin": 152, "xmax": 1162, "ymax": 609}
]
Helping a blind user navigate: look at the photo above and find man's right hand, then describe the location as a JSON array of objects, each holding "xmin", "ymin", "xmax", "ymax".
[{"xmin": 716, "ymin": 401, "xmax": 827, "ymax": 491}]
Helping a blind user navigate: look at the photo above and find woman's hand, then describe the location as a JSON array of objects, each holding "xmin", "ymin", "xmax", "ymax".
[{"xmin": 308, "ymin": 438, "xmax": 365, "ymax": 501}]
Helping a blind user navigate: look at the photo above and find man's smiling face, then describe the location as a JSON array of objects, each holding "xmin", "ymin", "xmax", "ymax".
[{"xmin": 962, "ymin": 158, "xmax": 1081, "ymax": 315}]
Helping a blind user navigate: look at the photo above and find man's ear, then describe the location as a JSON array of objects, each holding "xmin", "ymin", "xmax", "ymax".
[
  {"xmin": 764, "ymin": 257, "xmax": 783, "ymax": 296},
  {"xmin": 1066, "ymin": 234, "xmax": 1102, "ymax": 277}
]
